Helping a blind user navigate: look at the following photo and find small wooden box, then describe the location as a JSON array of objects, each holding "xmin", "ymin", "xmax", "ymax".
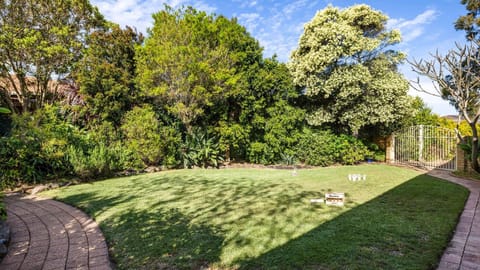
[{"xmin": 325, "ymin": 192, "xmax": 345, "ymax": 206}]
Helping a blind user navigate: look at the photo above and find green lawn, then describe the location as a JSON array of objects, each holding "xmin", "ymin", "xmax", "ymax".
[{"xmin": 42, "ymin": 164, "xmax": 468, "ymax": 270}]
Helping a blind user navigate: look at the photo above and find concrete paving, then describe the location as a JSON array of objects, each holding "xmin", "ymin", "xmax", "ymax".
[
  {"xmin": 429, "ymin": 170, "xmax": 480, "ymax": 270},
  {"xmin": 0, "ymin": 194, "xmax": 111, "ymax": 270}
]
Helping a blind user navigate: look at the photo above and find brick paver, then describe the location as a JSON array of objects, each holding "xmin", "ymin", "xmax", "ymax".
[
  {"xmin": 0, "ymin": 194, "xmax": 112, "ymax": 270},
  {"xmin": 429, "ymin": 169, "xmax": 480, "ymax": 270}
]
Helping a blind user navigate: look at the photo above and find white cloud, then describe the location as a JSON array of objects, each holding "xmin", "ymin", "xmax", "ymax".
[
  {"xmin": 238, "ymin": 13, "xmax": 261, "ymax": 31},
  {"xmin": 387, "ymin": 9, "xmax": 438, "ymax": 43},
  {"xmin": 401, "ymin": 64, "xmax": 457, "ymax": 116},
  {"xmin": 283, "ymin": 0, "xmax": 308, "ymax": 17},
  {"xmin": 402, "ymin": 28, "xmax": 424, "ymax": 43},
  {"xmin": 396, "ymin": 9, "xmax": 437, "ymax": 29},
  {"xmin": 91, "ymin": 0, "xmax": 217, "ymax": 34},
  {"xmin": 239, "ymin": 0, "xmax": 257, "ymax": 8},
  {"xmin": 193, "ymin": 2, "xmax": 217, "ymax": 14}
]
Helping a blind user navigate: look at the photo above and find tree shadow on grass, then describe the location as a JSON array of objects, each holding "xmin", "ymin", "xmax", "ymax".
[
  {"xmin": 52, "ymin": 171, "xmax": 468, "ymax": 269},
  {"xmin": 235, "ymin": 174, "xmax": 469, "ymax": 270},
  {"xmin": 115, "ymin": 174, "xmax": 345, "ymax": 268},
  {"xmin": 57, "ymin": 191, "xmax": 225, "ymax": 270},
  {"xmin": 102, "ymin": 207, "xmax": 224, "ymax": 270},
  {"xmin": 54, "ymin": 192, "xmax": 136, "ymax": 218},
  {"xmin": 56, "ymin": 173, "xmax": 330, "ymax": 269}
]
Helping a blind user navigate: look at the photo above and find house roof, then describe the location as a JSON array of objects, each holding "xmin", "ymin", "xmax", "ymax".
[{"xmin": 0, "ymin": 75, "xmax": 73, "ymax": 96}]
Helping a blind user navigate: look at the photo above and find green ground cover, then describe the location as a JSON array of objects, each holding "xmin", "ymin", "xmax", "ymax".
[{"xmin": 43, "ymin": 164, "xmax": 468, "ymax": 270}]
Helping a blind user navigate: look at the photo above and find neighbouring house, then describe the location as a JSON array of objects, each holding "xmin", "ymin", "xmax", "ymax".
[{"xmin": 0, "ymin": 75, "xmax": 81, "ymax": 113}]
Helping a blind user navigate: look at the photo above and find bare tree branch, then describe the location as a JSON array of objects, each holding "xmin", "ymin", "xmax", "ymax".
[{"xmin": 408, "ymin": 40, "xmax": 480, "ymax": 172}]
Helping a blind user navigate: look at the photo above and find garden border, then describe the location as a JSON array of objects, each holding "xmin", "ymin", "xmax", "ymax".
[{"xmin": 428, "ymin": 169, "xmax": 480, "ymax": 269}]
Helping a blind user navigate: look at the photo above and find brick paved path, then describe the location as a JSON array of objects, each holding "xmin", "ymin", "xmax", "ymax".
[
  {"xmin": 0, "ymin": 194, "xmax": 112, "ymax": 270},
  {"xmin": 429, "ymin": 170, "xmax": 480, "ymax": 270}
]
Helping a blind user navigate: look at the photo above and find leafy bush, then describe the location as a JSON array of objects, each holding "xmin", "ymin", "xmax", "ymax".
[
  {"xmin": 335, "ymin": 135, "xmax": 372, "ymax": 165},
  {"xmin": 280, "ymin": 153, "xmax": 296, "ymax": 165},
  {"xmin": 67, "ymin": 142, "xmax": 129, "ymax": 179},
  {"xmin": 0, "ymin": 105, "xmax": 137, "ymax": 187},
  {"xmin": 121, "ymin": 105, "xmax": 181, "ymax": 167},
  {"xmin": 262, "ymin": 101, "xmax": 304, "ymax": 163},
  {"xmin": 0, "ymin": 129, "xmax": 44, "ymax": 188},
  {"xmin": 297, "ymin": 129, "xmax": 372, "ymax": 166},
  {"xmin": 248, "ymin": 142, "xmax": 271, "ymax": 164},
  {"xmin": 0, "ymin": 106, "xmax": 83, "ymax": 188},
  {"xmin": 158, "ymin": 125, "xmax": 182, "ymax": 167},
  {"xmin": 182, "ymin": 130, "xmax": 223, "ymax": 168},
  {"xmin": 297, "ymin": 130, "xmax": 338, "ymax": 166}
]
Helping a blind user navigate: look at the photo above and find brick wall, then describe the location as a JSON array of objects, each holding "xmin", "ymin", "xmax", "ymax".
[{"xmin": 457, "ymin": 145, "xmax": 473, "ymax": 172}]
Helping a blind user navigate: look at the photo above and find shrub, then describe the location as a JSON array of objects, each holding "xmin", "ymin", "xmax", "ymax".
[
  {"xmin": 67, "ymin": 142, "xmax": 129, "ymax": 179},
  {"xmin": 297, "ymin": 130, "xmax": 338, "ymax": 166},
  {"xmin": 182, "ymin": 130, "xmax": 223, "ymax": 168},
  {"xmin": 280, "ymin": 153, "xmax": 296, "ymax": 165},
  {"xmin": 121, "ymin": 105, "xmax": 181, "ymax": 167},
  {"xmin": 248, "ymin": 142, "xmax": 271, "ymax": 165},
  {"xmin": 158, "ymin": 125, "xmax": 182, "ymax": 167},
  {"xmin": 0, "ymin": 129, "xmax": 44, "ymax": 188},
  {"xmin": 297, "ymin": 129, "xmax": 372, "ymax": 166},
  {"xmin": 262, "ymin": 101, "xmax": 304, "ymax": 163},
  {"xmin": 0, "ymin": 106, "xmax": 83, "ymax": 188},
  {"xmin": 0, "ymin": 106, "xmax": 137, "ymax": 187},
  {"xmin": 335, "ymin": 135, "xmax": 372, "ymax": 165}
]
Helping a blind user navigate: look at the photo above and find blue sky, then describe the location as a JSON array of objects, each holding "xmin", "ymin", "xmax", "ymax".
[{"xmin": 91, "ymin": 0, "xmax": 469, "ymax": 116}]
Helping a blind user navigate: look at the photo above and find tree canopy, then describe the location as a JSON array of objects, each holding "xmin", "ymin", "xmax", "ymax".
[
  {"xmin": 455, "ymin": 0, "xmax": 480, "ymax": 40},
  {"xmin": 0, "ymin": 2, "xmax": 425, "ymax": 183},
  {"xmin": 75, "ymin": 24, "xmax": 143, "ymax": 127},
  {"xmin": 0, "ymin": 0, "xmax": 105, "ymax": 113},
  {"xmin": 136, "ymin": 6, "xmax": 250, "ymax": 132},
  {"xmin": 289, "ymin": 4, "xmax": 411, "ymax": 135}
]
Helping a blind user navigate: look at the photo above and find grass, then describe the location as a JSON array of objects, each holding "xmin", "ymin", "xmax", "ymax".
[{"xmin": 42, "ymin": 164, "xmax": 468, "ymax": 270}]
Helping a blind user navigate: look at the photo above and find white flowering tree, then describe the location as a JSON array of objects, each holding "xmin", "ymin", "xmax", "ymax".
[{"xmin": 289, "ymin": 4, "xmax": 412, "ymax": 135}]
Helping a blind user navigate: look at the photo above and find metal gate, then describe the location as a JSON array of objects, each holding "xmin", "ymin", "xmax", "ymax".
[{"xmin": 393, "ymin": 125, "xmax": 457, "ymax": 171}]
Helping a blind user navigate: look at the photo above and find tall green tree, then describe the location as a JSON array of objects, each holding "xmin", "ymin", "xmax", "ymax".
[
  {"xmin": 405, "ymin": 97, "xmax": 441, "ymax": 126},
  {"xmin": 204, "ymin": 15, "xmax": 263, "ymax": 161},
  {"xmin": 75, "ymin": 24, "xmax": 143, "ymax": 127},
  {"xmin": 240, "ymin": 57, "xmax": 305, "ymax": 163},
  {"xmin": 136, "ymin": 6, "xmax": 243, "ymax": 132},
  {"xmin": 455, "ymin": 0, "xmax": 480, "ymax": 40},
  {"xmin": 136, "ymin": 6, "xmax": 305, "ymax": 163},
  {"xmin": 0, "ymin": 0, "xmax": 105, "ymax": 113},
  {"xmin": 289, "ymin": 4, "xmax": 411, "ymax": 135}
]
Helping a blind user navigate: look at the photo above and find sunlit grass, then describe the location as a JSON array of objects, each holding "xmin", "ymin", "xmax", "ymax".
[{"xmin": 42, "ymin": 164, "xmax": 468, "ymax": 269}]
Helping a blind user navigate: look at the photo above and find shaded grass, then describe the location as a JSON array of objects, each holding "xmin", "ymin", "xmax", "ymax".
[{"xmin": 42, "ymin": 164, "xmax": 468, "ymax": 269}]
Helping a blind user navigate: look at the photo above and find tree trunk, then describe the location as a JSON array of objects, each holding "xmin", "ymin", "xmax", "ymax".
[{"xmin": 470, "ymin": 123, "xmax": 480, "ymax": 172}]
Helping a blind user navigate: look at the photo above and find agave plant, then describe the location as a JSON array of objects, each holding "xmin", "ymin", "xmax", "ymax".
[
  {"xmin": 280, "ymin": 152, "xmax": 297, "ymax": 166},
  {"xmin": 0, "ymin": 107, "xmax": 10, "ymax": 114},
  {"xmin": 182, "ymin": 130, "xmax": 224, "ymax": 168}
]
